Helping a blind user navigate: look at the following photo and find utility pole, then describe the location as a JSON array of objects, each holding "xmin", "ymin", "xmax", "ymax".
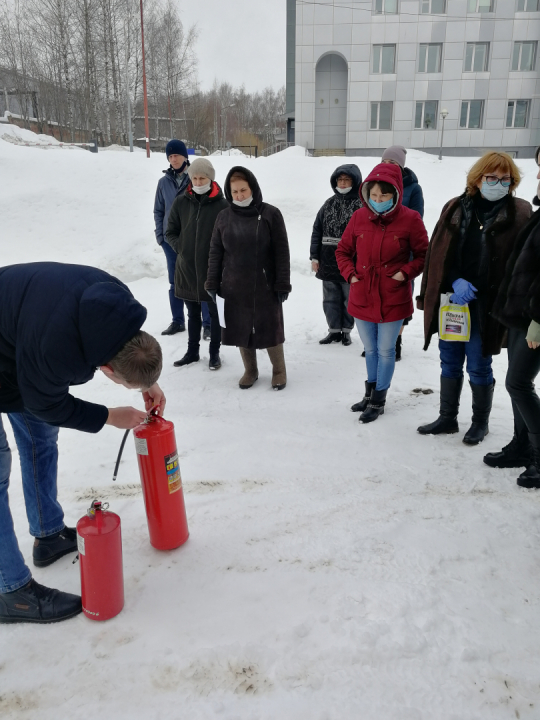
[
  {"xmin": 124, "ymin": 24, "xmax": 133, "ymax": 152},
  {"xmin": 438, "ymin": 108, "xmax": 449, "ymax": 161},
  {"xmin": 140, "ymin": 0, "xmax": 151, "ymax": 158}
]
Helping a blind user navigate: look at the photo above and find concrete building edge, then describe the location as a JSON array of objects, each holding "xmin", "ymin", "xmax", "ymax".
[{"xmin": 308, "ymin": 146, "xmax": 539, "ymax": 159}]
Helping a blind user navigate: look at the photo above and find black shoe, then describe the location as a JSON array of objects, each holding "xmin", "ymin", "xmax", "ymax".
[
  {"xmin": 351, "ymin": 381, "xmax": 376, "ymax": 412},
  {"xmin": 483, "ymin": 434, "xmax": 532, "ymax": 468},
  {"xmin": 417, "ymin": 376, "xmax": 463, "ymax": 435},
  {"xmin": 33, "ymin": 526, "xmax": 77, "ymax": 568},
  {"xmin": 161, "ymin": 321, "xmax": 185, "ymax": 336},
  {"xmin": 360, "ymin": 389, "xmax": 387, "ymax": 423},
  {"xmin": 173, "ymin": 352, "xmax": 200, "ymax": 367},
  {"xmin": 463, "ymin": 382, "xmax": 494, "ymax": 446},
  {"xmin": 319, "ymin": 332, "xmax": 342, "ymax": 345},
  {"xmin": 209, "ymin": 353, "xmax": 221, "ymax": 370},
  {"xmin": 395, "ymin": 335, "xmax": 402, "ymax": 361},
  {"xmin": 342, "ymin": 333, "xmax": 352, "ymax": 346},
  {"xmin": 203, "ymin": 326, "xmax": 211, "ymax": 341},
  {"xmin": 517, "ymin": 433, "xmax": 540, "ymax": 488},
  {"xmin": 361, "ymin": 350, "xmax": 366, "ymax": 357},
  {"xmin": 0, "ymin": 579, "xmax": 82, "ymax": 624}
]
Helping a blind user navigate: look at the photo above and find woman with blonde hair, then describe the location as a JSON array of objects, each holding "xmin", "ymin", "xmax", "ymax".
[{"xmin": 417, "ymin": 151, "xmax": 532, "ymax": 445}]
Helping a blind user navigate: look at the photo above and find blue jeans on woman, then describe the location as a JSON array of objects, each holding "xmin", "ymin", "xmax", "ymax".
[
  {"xmin": 0, "ymin": 411, "xmax": 62, "ymax": 593},
  {"xmin": 355, "ymin": 319, "xmax": 403, "ymax": 391},
  {"xmin": 438, "ymin": 304, "xmax": 493, "ymax": 385}
]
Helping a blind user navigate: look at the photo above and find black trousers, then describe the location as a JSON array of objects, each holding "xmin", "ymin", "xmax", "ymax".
[
  {"xmin": 506, "ymin": 327, "xmax": 540, "ymax": 437},
  {"xmin": 184, "ymin": 299, "xmax": 221, "ymax": 356}
]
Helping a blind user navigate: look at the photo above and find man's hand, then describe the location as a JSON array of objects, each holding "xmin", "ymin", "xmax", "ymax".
[
  {"xmin": 106, "ymin": 407, "xmax": 147, "ymax": 429},
  {"xmin": 311, "ymin": 260, "xmax": 319, "ymax": 272},
  {"xmin": 142, "ymin": 383, "xmax": 166, "ymax": 416}
]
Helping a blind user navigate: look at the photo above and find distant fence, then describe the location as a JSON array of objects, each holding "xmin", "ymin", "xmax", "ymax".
[{"xmin": 262, "ymin": 141, "xmax": 295, "ymax": 157}]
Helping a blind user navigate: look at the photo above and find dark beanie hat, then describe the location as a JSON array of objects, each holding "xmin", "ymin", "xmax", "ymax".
[{"xmin": 165, "ymin": 139, "xmax": 188, "ymax": 159}]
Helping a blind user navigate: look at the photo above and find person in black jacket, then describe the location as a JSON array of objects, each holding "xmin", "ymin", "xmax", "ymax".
[
  {"xmin": 310, "ymin": 164, "xmax": 363, "ymax": 346},
  {"xmin": 0, "ymin": 262, "xmax": 164, "ymax": 624},
  {"xmin": 485, "ymin": 147, "xmax": 540, "ymax": 486},
  {"xmin": 166, "ymin": 158, "xmax": 228, "ymax": 370}
]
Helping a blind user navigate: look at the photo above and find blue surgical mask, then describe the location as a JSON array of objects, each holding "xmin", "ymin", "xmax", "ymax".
[
  {"xmin": 480, "ymin": 182, "xmax": 509, "ymax": 202},
  {"xmin": 369, "ymin": 198, "xmax": 393, "ymax": 214}
]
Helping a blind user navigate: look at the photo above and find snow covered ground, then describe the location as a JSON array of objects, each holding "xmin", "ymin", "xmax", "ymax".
[{"xmin": 1, "ymin": 133, "xmax": 540, "ymax": 720}]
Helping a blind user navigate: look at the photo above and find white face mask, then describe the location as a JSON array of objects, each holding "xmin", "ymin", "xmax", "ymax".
[
  {"xmin": 232, "ymin": 196, "xmax": 253, "ymax": 207},
  {"xmin": 337, "ymin": 186, "xmax": 352, "ymax": 194},
  {"xmin": 192, "ymin": 181, "xmax": 211, "ymax": 195}
]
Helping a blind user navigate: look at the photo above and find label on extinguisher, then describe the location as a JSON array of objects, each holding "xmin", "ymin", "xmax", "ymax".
[
  {"xmin": 134, "ymin": 437, "xmax": 149, "ymax": 455},
  {"xmin": 165, "ymin": 450, "xmax": 182, "ymax": 494},
  {"xmin": 77, "ymin": 533, "xmax": 85, "ymax": 555}
]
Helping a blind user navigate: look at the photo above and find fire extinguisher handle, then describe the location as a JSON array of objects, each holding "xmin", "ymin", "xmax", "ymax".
[{"xmin": 112, "ymin": 429, "xmax": 131, "ymax": 482}]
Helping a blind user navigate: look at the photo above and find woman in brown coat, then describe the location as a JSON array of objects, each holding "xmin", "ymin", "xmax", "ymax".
[
  {"xmin": 417, "ymin": 151, "xmax": 532, "ymax": 445},
  {"xmin": 205, "ymin": 166, "xmax": 292, "ymax": 390}
]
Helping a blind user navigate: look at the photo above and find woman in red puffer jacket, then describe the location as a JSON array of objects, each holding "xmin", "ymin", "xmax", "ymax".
[{"xmin": 336, "ymin": 162, "xmax": 429, "ymax": 423}]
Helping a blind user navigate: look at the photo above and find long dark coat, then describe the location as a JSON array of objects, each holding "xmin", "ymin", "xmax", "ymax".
[
  {"xmin": 205, "ymin": 166, "xmax": 292, "ymax": 349},
  {"xmin": 417, "ymin": 194, "xmax": 532, "ymax": 356},
  {"xmin": 166, "ymin": 181, "xmax": 228, "ymax": 302}
]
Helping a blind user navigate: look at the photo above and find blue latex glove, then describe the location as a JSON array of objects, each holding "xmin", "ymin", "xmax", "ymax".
[
  {"xmin": 206, "ymin": 289, "xmax": 217, "ymax": 303},
  {"xmin": 450, "ymin": 278, "xmax": 477, "ymax": 305}
]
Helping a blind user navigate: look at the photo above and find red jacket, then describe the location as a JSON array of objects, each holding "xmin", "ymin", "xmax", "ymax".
[{"xmin": 336, "ymin": 163, "xmax": 428, "ymax": 323}]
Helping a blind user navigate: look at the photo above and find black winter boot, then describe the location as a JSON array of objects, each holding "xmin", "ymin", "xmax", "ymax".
[
  {"xmin": 417, "ymin": 376, "xmax": 463, "ymax": 435},
  {"xmin": 0, "ymin": 579, "xmax": 82, "ymax": 624},
  {"xmin": 209, "ymin": 353, "xmax": 222, "ymax": 370},
  {"xmin": 319, "ymin": 332, "xmax": 342, "ymax": 345},
  {"xmin": 395, "ymin": 334, "xmax": 402, "ymax": 361},
  {"xmin": 351, "ymin": 381, "xmax": 376, "ymax": 412},
  {"xmin": 173, "ymin": 351, "xmax": 200, "ymax": 367},
  {"xmin": 463, "ymin": 382, "xmax": 494, "ymax": 445},
  {"xmin": 33, "ymin": 526, "xmax": 78, "ymax": 568},
  {"xmin": 517, "ymin": 433, "xmax": 540, "ymax": 488},
  {"xmin": 483, "ymin": 432, "xmax": 532, "ymax": 468},
  {"xmin": 359, "ymin": 388, "xmax": 387, "ymax": 423},
  {"xmin": 342, "ymin": 333, "xmax": 352, "ymax": 346}
]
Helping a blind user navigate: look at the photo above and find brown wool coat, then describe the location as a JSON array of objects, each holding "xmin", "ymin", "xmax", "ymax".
[
  {"xmin": 205, "ymin": 167, "xmax": 292, "ymax": 349},
  {"xmin": 417, "ymin": 194, "xmax": 533, "ymax": 356}
]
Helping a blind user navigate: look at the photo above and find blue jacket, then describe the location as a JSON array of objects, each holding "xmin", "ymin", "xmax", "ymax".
[
  {"xmin": 402, "ymin": 167, "xmax": 424, "ymax": 218},
  {"xmin": 153, "ymin": 168, "xmax": 190, "ymax": 245},
  {"xmin": 0, "ymin": 262, "xmax": 147, "ymax": 433}
]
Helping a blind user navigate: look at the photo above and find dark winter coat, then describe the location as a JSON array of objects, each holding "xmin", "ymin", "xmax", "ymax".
[
  {"xmin": 310, "ymin": 164, "xmax": 363, "ymax": 284},
  {"xmin": 402, "ymin": 167, "xmax": 424, "ymax": 218},
  {"xmin": 492, "ymin": 208, "xmax": 540, "ymax": 330},
  {"xmin": 0, "ymin": 262, "xmax": 147, "ymax": 432},
  {"xmin": 205, "ymin": 166, "xmax": 291, "ymax": 349},
  {"xmin": 166, "ymin": 181, "xmax": 228, "ymax": 303},
  {"xmin": 153, "ymin": 168, "xmax": 190, "ymax": 245},
  {"xmin": 417, "ymin": 194, "xmax": 533, "ymax": 355},
  {"xmin": 336, "ymin": 163, "xmax": 429, "ymax": 324}
]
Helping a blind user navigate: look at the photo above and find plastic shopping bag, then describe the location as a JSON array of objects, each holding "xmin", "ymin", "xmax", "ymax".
[{"xmin": 438, "ymin": 293, "xmax": 471, "ymax": 342}]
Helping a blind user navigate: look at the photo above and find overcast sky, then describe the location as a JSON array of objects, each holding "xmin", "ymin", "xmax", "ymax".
[{"xmin": 178, "ymin": 0, "xmax": 287, "ymax": 93}]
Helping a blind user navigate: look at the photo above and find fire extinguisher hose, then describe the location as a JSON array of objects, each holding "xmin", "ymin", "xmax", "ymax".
[{"xmin": 112, "ymin": 429, "xmax": 130, "ymax": 482}]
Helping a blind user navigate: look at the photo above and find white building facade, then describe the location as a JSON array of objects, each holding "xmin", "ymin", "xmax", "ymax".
[{"xmin": 291, "ymin": 0, "xmax": 540, "ymax": 157}]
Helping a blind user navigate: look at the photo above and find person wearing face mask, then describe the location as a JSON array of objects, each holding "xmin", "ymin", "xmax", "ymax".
[
  {"xmin": 310, "ymin": 164, "xmax": 363, "ymax": 346},
  {"xmin": 336, "ymin": 163, "xmax": 429, "ymax": 423},
  {"xmin": 166, "ymin": 158, "xmax": 228, "ymax": 371},
  {"xmin": 417, "ymin": 151, "xmax": 532, "ymax": 445},
  {"xmin": 205, "ymin": 166, "xmax": 292, "ymax": 390},
  {"xmin": 485, "ymin": 147, "xmax": 540, "ymax": 486}
]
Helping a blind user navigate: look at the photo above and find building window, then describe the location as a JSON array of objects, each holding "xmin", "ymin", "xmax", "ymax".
[
  {"xmin": 460, "ymin": 100, "xmax": 484, "ymax": 128},
  {"xmin": 421, "ymin": 0, "xmax": 446, "ymax": 12},
  {"xmin": 374, "ymin": 0, "xmax": 398, "ymax": 13},
  {"xmin": 468, "ymin": 0, "xmax": 493, "ymax": 11},
  {"xmin": 506, "ymin": 100, "xmax": 530, "ymax": 127},
  {"xmin": 418, "ymin": 44, "xmax": 443, "ymax": 73},
  {"xmin": 512, "ymin": 41, "xmax": 537, "ymax": 71},
  {"xmin": 415, "ymin": 101, "xmax": 438, "ymax": 129},
  {"xmin": 464, "ymin": 43, "xmax": 490, "ymax": 71},
  {"xmin": 372, "ymin": 45, "xmax": 396, "ymax": 74},
  {"xmin": 517, "ymin": 0, "xmax": 539, "ymax": 9},
  {"xmin": 370, "ymin": 102, "xmax": 393, "ymax": 130}
]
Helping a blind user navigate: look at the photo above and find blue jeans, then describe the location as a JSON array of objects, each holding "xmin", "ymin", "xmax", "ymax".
[
  {"xmin": 438, "ymin": 304, "xmax": 493, "ymax": 386},
  {"xmin": 355, "ymin": 319, "xmax": 403, "ymax": 391},
  {"xmin": 0, "ymin": 412, "xmax": 62, "ymax": 593},
  {"xmin": 161, "ymin": 240, "xmax": 186, "ymax": 326}
]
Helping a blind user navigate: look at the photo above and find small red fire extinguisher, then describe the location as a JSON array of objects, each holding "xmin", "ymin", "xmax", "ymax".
[
  {"xmin": 133, "ymin": 413, "xmax": 189, "ymax": 551},
  {"xmin": 76, "ymin": 500, "xmax": 124, "ymax": 621}
]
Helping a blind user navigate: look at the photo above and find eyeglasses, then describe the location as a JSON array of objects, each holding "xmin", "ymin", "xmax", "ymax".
[{"xmin": 483, "ymin": 175, "xmax": 513, "ymax": 187}]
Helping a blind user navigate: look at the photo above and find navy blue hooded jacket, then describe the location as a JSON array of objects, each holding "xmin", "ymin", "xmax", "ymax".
[
  {"xmin": 402, "ymin": 167, "xmax": 424, "ymax": 218},
  {"xmin": 153, "ymin": 168, "xmax": 190, "ymax": 245},
  {"xmin": 0, "ymin": 263, "xmax": 147, "ymax": 433}
]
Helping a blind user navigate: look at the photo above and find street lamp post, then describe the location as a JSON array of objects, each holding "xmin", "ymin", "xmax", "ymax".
[
  {"xmin": 219, "ymin": 103, "xmax": 235, "ymax": 151},
  {"xmin": 438, "ymin": 108, "xmax": 449, "ymax": 161},
  {"xmin": 139, "ymin": 0, "xmax": 151, "ymax": 158}
]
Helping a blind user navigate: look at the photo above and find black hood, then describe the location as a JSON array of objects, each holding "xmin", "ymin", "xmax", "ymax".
[
  {"xmin": 330, "ymin": 164, "xmax": 362, "ymax": 196},
  {"xmin": 224, "ymin": 166, "xmax": 263, "ymax": 209}
]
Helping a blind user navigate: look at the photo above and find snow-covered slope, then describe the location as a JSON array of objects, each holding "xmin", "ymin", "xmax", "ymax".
[{"xmin": 1, "ymin": 132, "xmax": 539, "ymax": 720}]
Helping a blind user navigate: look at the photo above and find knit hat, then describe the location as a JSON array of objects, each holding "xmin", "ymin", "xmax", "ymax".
[
  {"xmin": 165, "ymin": 139, "xmax": 188, "ymax": 159},
  {"xmin": 382, "ymin": 145, "xmax": 407, "ymax": 168},
  {"xmin": 187, "ymin": 157, "xmax": 215, "ymax": 181}
]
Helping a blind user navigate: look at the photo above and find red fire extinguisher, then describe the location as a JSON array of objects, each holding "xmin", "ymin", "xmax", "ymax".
[
  {"xmin": 133, "ymin": 413, "xmax": 189, "ymax": 551},
  {"xmin": 76, "ymin": 500, "xmax": 124, "ymax": 621}
]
